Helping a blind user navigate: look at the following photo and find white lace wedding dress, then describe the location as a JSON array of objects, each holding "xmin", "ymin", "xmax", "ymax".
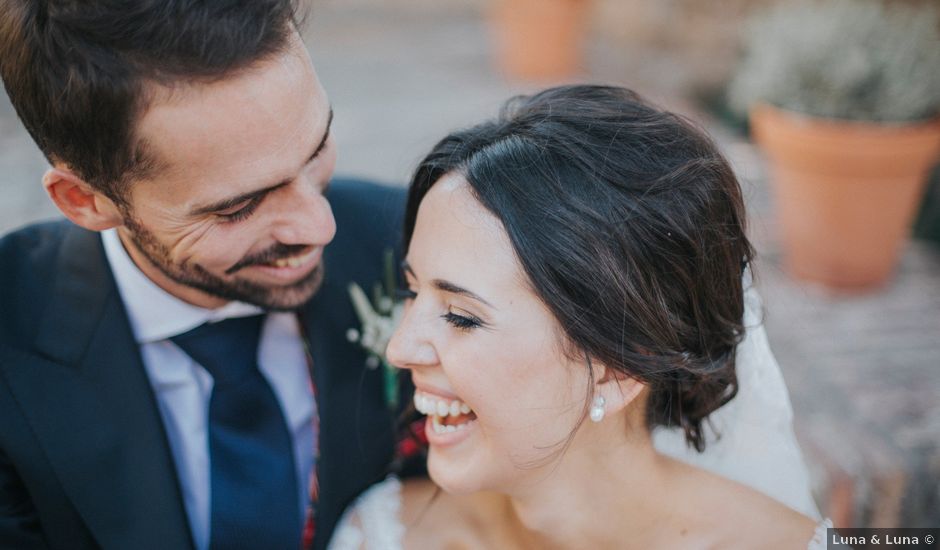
[
  {"xmin": 329, "ymin": 477, "xmax": 832, "ymax": 550},
  {"xmin": 330, "ymin": 281, "xmax": 827, "ymax": 548}
]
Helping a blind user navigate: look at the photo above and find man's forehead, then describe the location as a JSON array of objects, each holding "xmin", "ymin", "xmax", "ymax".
[{"xmin": 130, "ymin": 41, "xmax": 329, "ymax": 198}]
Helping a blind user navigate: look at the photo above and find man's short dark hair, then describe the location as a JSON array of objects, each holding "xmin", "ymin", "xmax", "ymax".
[{"xmin": 0, "ymin": 0, "xmax": 300, "ymax": 202}]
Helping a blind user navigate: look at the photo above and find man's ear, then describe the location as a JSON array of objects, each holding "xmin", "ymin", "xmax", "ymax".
[
  {"xmin": 43, "ymin": 167, "xmax": 124, "ymax": 231},
  {"xmin": 592, "ymin": 362, "xmax": 646, "ymax": 418}
]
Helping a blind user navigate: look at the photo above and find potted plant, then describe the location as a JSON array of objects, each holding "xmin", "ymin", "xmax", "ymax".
[
  {"xmin": 488, "ymin": 0, "xmax": 590, "ymax": 81},
  {"xmin": 728, "ymin": 0, "xmax": 940, "ymax": 291}
]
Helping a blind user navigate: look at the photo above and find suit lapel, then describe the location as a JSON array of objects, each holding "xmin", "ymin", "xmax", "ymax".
[
  {"xmin": 6, "ymin": 226, "xmax": 194, "ymax": 549},
  {"xmin": 302, "ymin": 266, "xmax": 396, "ymax": 550}
]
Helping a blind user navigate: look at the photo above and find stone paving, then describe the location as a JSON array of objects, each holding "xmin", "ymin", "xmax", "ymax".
[{"xmin": 1, "ymin": 0, "xmax": 937, "ymax": 529}]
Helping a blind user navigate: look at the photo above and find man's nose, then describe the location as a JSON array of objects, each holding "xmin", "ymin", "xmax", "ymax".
[
  {"xmin": 269, "ymin": 180, "xmax": 336, "ymax": 246},
  {"xmin": 386, "ymin": 304, "xmax": 438, "ymax": 371}
]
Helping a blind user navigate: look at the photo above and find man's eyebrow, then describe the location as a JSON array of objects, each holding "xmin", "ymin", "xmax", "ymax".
[
  {"xmin": 401, "ymin": 260, "xmax": 495, "ymax": 309},
  {"xmin": 190, "ymin": 181, "xmax": 289, "ymax": 216},
  {"xmin": 189, "ymin": 107, "xmax": 334, "ymax": 217},
  {"xmin": 307, "ymin": 107, "xmax": 333, "ymax": 163}
]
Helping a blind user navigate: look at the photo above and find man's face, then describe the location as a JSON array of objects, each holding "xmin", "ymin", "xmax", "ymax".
[{"xmin": 118, "ymin": 36, "xmax": 337, "ymax": 310}]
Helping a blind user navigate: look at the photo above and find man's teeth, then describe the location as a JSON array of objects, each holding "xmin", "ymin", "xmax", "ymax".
[
  {"xmin": 271, "ymin": 250, "xmax": 314, "ymax": 268},
  {"xmin": 413, "ymin": 391, "xmax": 473, "ymax": 419}
]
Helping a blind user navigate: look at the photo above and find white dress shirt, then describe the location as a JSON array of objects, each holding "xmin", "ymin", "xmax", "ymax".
[{"xmin": 102, "ymin": 229, "xmax": 316, "ymax": 550}]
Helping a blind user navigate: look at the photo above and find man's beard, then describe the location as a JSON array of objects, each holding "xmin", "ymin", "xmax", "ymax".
[{"xmin": 122, "ymin": 215, "xmax": 324, "ymax": 311}]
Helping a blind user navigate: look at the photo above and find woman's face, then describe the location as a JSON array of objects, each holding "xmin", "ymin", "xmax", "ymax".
[{"xmin": 386, "ymin": 173, "xmax": 592, "ymax": 495}]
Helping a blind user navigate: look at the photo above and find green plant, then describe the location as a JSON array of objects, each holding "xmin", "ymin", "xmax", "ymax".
[{"xmin": 728, "ymin": 0, "xmax": 940, "ymax": 123}]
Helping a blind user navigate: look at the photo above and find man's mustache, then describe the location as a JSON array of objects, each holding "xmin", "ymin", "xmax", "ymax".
[{"xmin": 225, "ymin": 243, "xmax": 313, "ymax": 275}]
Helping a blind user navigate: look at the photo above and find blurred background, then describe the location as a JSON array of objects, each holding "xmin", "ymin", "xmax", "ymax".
[{"xmin": 1, "ymin": 0, "xmax": 938, "ymax": 529}]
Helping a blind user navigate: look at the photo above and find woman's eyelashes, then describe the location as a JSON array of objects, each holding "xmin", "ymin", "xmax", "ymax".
[
  {"xmin": 397, "ymin": 286, "xmax": 485, "ymax": 332},
  {"xmin": 442, "ymin": 310, "xmax": 483, "ymax": 331}
]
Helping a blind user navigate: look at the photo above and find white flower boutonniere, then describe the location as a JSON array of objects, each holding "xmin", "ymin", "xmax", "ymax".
[{"xmin": 347, "ymin": 249, "xmax": 405, "ymax": 411}]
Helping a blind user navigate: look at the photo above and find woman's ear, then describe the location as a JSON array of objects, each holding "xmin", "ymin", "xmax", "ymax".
[
  {"xmin": 590, "ymin": 362, "xmax": 645, "ymax": 419},
  {"xmin": 43, "ymin": 167, "xmax": 124, "ymax": 231}
]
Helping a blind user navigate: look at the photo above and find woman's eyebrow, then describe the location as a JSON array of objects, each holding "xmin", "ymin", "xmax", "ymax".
[
  {"xmin": 432, "ymin": 279, "xmax": 495, "ymax": 309},
  {"xmin": 401, "ymin": 259, "xmax": 496, "ymax": 309}
]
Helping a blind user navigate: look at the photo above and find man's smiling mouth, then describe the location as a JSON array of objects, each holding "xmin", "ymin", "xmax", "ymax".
[{"xmin": 267, "ymin": 248, "xmax": 319, "ymax": 268}]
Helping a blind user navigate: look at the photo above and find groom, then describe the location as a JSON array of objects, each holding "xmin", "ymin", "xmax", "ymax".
[
  {"xmin": 0, "ymin": 1, "xmax": 816, "ymax": 549},
  {"xmin": 0, "ymin": 2, "xmax": 406, "ymax": 549}
]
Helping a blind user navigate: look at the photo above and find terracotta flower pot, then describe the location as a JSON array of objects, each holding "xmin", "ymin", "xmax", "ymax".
[
  {"xmin": 750, "ymin": 104, "xmax": 940, "ymax": 291},
  {"xmin": 488, "ymin": 0, "xmax": 589, "ymax": 81}
]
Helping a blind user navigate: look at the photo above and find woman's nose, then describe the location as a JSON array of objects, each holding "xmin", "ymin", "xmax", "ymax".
[{"xmin": 386, "ymin": 304, "xmax": 438, "ymax": 371}]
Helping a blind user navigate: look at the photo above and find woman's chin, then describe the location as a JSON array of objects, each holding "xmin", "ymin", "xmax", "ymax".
[{"xmin": 427, "ymin": 452, "xmax": 490, "ymax": 496}]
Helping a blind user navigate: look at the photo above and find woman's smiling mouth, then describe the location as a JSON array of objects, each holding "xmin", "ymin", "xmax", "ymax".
[{"xmin": 414, "ymin": 389, "xmax": 478, "ymax": 444}]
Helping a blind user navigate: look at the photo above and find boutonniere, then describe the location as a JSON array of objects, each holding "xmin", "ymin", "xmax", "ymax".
[{"xmin": 347, "ymin": 248, "xmax": 405, "ymax": 412}]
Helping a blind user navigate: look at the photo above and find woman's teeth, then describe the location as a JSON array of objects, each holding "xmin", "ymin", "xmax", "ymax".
[
  {"xmin": 414, "ymin": 391, "xmax": 472, "ymax": 417},
  {"xmin": 414, "ymin": 390, "xmax": 476, "ymax": 434},
  {"xmin": 431, "ymin": 415, "xmax": 471, "ymax": 434}
]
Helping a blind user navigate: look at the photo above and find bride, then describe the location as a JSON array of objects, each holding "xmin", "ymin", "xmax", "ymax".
[{"xmin": 331, "ymin": 85, "xmax": 828, "ymax": 549}]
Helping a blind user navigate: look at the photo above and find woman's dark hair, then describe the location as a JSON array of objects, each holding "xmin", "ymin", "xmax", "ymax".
[
  {"xmin": 404, "ymin": 85, "xmax": 754, "ymax": 452},
  {"xmin": 0, "ymin": 0, "xmax": 300, "ymax": 203}
]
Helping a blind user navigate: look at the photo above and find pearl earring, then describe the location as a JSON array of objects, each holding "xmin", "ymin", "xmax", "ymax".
[{"xmin": 589, "ymin": 396, "xmax": 606, "ymax": 423}]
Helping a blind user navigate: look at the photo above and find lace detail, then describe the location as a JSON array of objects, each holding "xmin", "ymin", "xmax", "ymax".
[
  {"xmin": 807, "ymin": 519, "xmax": 832, "ymax": 550},
  {"xmin": 328, "ymin": 477, "xmax": 404, "ymax": 550}
]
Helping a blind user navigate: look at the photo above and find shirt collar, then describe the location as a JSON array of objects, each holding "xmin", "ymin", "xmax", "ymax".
[{"xmin": 101, "ymin": 228, "xmax": 263, "ymax": 344}]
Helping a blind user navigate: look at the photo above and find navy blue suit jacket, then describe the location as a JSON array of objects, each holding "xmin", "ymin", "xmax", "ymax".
[{"xmin": 0, "ymin": 179, "xmax": 407, "ymax": 549}]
